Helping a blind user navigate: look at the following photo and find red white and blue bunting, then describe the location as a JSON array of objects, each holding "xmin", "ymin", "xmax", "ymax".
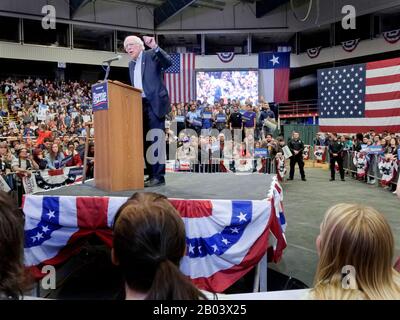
[
  {"xmin": 383, "ymin": 29, "xmax": 400, "ymax": 44},
  {"xmin": 341, "ymin": 39, "xmax": 360, "ymax": 52},
  {"xmin": 306, "ymin": 46, "xmax": 322, "ymax": 59},
  {"xmin": 216, "ymin": 52, "xmax": 235, "ymax": 63}
]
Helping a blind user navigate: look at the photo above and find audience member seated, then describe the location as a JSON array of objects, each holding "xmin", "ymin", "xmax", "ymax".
[
  {"xmin": 310, "ymin": 203, "xmax": 400, "ymax": 299},
  {"xmin": 0, "ymin": 191, "xmax": 31, "ymax": 299},
  {"xmin": 112, "ymin": 192, "xmax": 206, "ymax": 300}
]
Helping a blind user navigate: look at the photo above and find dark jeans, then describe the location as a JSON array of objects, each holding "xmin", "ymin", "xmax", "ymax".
[
  {"xmin": 330, "ymin": 156, "xmax": 344, "ymax": 180},
  {"xmin": 142, "ymin": 98, "xmax": 165, "ymax": 181},
  {"xmin": 289, "ymin": 155, "xmax": 305, "ymax": 179}
]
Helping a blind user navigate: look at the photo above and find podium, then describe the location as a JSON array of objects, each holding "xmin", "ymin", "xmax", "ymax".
[{"xmin": 92, "ymin": 80, "xmax": 144, "ymax": 191}]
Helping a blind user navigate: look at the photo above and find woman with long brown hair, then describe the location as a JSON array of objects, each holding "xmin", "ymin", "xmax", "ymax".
[
  {"xmin": 311, "ymin": 203, "xmax": 400, "ymax": 299},
  {"xmin": 0, "ymin": 191, "xmax": 30, "ymax": 299},
  {"xmin": 112, "ymin": 192, "xmax": 206, "ymax": 300}
]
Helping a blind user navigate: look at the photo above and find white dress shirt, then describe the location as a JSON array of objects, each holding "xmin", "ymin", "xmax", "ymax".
[{"xmin": 133, "ymin": 50, "xmax": 146, "ymax": 97}]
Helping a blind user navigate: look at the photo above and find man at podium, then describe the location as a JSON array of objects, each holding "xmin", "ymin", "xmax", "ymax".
[{"xmin": 124, "ymin": 35, "xmax": 172, "ymax": 187}]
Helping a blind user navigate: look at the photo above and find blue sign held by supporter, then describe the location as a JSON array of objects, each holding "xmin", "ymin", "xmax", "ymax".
[
  {"xmin": 68, "ymin": 167, "xmax": 84, "ymax": 177},
  {"xmin": 60, "ymin": 155, "xmax": 73, "ymax": 167},
  {"xmin": 192, "ymin": 118, "xmax": 202, "ymax": 127},
  {"xmin": 254, "ymin": 148, "xmax": 269, "ymax": 158},
  {"xmin": 216, "ymin": 115, "xmax": 226, "ymax": 123},
  {"xmin": 175, "ymin": 115, "xmax": 185, "ymax": 123},
  {"xmin": 92, "ymin": 82, "xmax": 108, "ymax": 112},
  {"xmin": 367, "ymin": 145, "xmax": 384, "ymax": 155},
  {"xmin": 202, "ymin": 112, "xmax": 212, "ymax": 119}
]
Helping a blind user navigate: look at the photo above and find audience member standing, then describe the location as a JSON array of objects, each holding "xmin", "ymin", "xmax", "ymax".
[
  {"xmin": 288, "ymin": 132, "xmax": 306, "ymax": 181},
  {"xmin": 328, "ymin": 133, "xmax": 345, "ymax": 181}
]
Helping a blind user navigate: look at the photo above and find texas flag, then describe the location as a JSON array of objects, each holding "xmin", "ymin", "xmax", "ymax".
[{"xmin": 259, "ymin": 52, "xmax": 290, "ymax": 103}]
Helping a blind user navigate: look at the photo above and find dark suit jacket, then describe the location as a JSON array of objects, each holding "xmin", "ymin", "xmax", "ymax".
[{"xmin": 128, "ymin": 48, "xmax": 172, "ymax": 119}]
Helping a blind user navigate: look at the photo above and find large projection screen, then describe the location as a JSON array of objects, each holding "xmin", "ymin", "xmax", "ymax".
[{"xmin": 196, "ymin": 70, "xmax": 258, "ymax": 105}]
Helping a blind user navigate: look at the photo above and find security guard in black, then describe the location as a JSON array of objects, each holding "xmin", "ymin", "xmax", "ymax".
[
  {"xmin": 288, "ymin": 132, "xmax": 306, "ymax": 181},
  {"xmin": 329, "ymin": 133, "xmax": 345, "ymax": 181}
]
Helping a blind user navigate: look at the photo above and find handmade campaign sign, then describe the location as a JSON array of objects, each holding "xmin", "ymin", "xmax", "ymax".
[
  {"xmin": 254, "ymin": 148, "xmax": 268, "ymax": 158},
  {"xmin": 92, "ymin": 82, "xmax": 108, "ymax": 112},
  {"xmin": 175, "ymin": 115, "xmax": 185, "ymax": 122},
  {"xmin": 38, "ymin": 104, "xmax": 49, "ymax": 121},
  {"xmin": 216, "ymin": 115, "xmax": 226, "ymax": 123},
  {"xmin": 282, "ymin": 145, "xmax": 293, "ymax": 159}
]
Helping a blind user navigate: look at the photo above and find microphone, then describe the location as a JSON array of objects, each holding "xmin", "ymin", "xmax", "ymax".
[{"xmin": 102, "ymin": 55, "xmax": 122, "ymax": 64}]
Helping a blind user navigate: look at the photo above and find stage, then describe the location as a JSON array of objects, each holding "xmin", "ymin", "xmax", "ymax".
[
  {"xmin": 24, "ymin": 172, "xmax": 286, "ymax": 294},
  {"xmin": 37, "ymin": 172, "xmax": 275, "ymax": 200}
]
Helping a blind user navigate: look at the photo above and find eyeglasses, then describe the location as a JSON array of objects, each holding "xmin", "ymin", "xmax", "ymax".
[{"xmin": 124, "ymin": 43, "xmax": 140, "ymax": 51}]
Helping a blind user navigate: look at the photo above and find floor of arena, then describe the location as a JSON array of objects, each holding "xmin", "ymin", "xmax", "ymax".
[{"xmin": 271, "ymin": 167, "xmax": 400, "ymax": 286}]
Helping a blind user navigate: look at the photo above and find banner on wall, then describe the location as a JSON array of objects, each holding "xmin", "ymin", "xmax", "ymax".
[
  {"xmin": 383, "ymin": 29, "xmax": 400, "ymax": 44},
  {"xmin": 216, "ymin": 52, "xmax": 235, "ymax": 63},
  {"xmin": 306, "ymin": 47, "xmax": 322, "ymax": 59},
  {"xmin": 341, "ymin": 39, "xmax": 360, "ymax": 52}
]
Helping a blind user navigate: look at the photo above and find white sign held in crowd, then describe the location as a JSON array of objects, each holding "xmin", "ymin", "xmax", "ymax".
[
  {"xmin": 282, "ymin": 146, "xmax": 293, "ymax": 159},
  {"xmin": 38, "ymin": 104, "xmax": 49, "ymax": 121},
  {"xmin": 22, "ymin": 174, "xmax": 38, "ymax": 194}
]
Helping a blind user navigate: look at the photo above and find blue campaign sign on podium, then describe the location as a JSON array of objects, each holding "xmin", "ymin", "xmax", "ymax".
[{"xmin": 92, "ymin": 82, "xmax": 109, "ymax": 112}]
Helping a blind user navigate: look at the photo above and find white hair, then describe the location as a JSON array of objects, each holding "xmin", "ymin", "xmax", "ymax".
[{"xmin": 123, "ymin": 35, "xmax": 145, "ymax": 50}]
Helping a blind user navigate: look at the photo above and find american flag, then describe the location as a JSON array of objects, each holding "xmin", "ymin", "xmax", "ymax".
[
  {"xmin": 318, "ymin": 57, "xmax": 400, "ymax": 133},
  {"xmin": 23, "ymin": 182, "xmax": 286, "ymax": 292},
  {"xmin": 164, "ymin": 53, "xmax": 195, "ymax": 104}
]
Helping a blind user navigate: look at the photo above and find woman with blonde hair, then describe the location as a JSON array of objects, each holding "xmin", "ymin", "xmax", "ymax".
[{"xmin": 311, "ymin": 203, "xmax": 400, "ymax": 300}]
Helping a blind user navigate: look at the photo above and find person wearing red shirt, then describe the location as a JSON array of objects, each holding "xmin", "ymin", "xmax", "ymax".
[
  {"xmin": 36, "ymin": 124, "xmax": 52, "ymax": 146},
  {"xmin": 64, "ymin": 142, "xmax": 82, "ymax": 167}
]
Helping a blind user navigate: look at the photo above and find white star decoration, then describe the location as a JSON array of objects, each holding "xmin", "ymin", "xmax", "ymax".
[
  {"xmin": 36, "ymin": 232, "xmax": 44, "ymax": 240},
  {"xmin": 212, "ymin": 244, "xmax": 218, "ymax": 252},
  {"xmin": 42, "ymin": 225, "xmax": 50, "ymax": 233},
  {"xmin": 188, "ymin": 243, "xmax": 195, "ymax": 254},
  {"xmin": 47, "ymin": 210, "xmax": 55, "ymax": 219},
  {"xmin": 237, "ymin": 212, "xmax": 247, "ymax": 222},
  {"xmin": 222, "ymin": 238, "xmax": 230, "ymax": 245},
  {"xmin": 230, "ymin": 227, "xmax": 239, "ymax": 234},
  {"xmin": 269, "ymin": 55, "xmax": 279, "ymax": 66}
]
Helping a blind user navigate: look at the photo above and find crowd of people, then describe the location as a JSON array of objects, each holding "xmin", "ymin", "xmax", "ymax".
[
  {"xmin": 0, "ymin": 78, "xmax": 95, "ymax": 198},
  {"xmin": 196, "ymin": 71, "xmax": 259, "ymax": 106},
  {"xmin": 0, "ymin": 76, "xmax": 400, "ymax": 301},
  {"xmin": 313, "ymin": 130, "xmax": 399, "ymax": 190}
]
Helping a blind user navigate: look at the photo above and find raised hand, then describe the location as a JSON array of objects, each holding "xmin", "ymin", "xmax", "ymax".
[{"xmin": 143, "ymin": 36, "xmax": 158, "ymax": 49}]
